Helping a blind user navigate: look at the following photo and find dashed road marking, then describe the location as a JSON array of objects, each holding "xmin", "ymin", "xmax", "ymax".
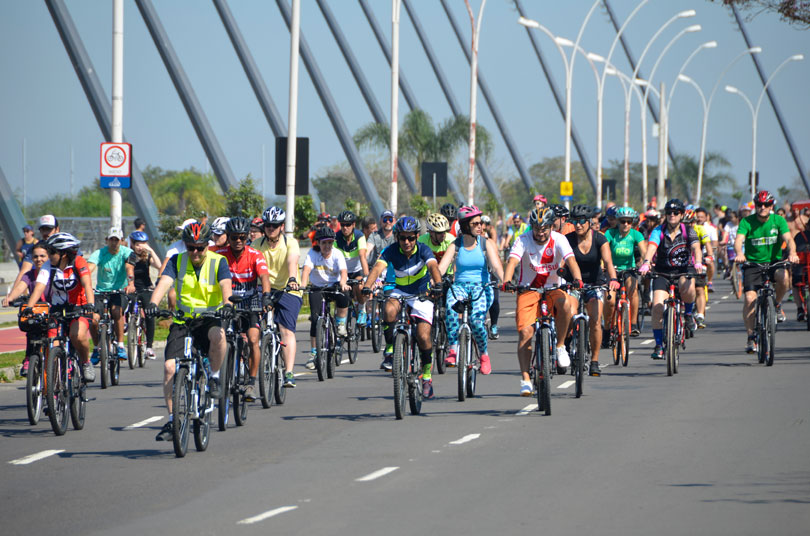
[
  {"xmin": 123, "ymin": 416, "xmax": 163, "ymax": 430},
  {"xmin": 237, "ymin": 506, "xmax": 298, "ymax": 525},
  {"xmin": 516, "ymin": 403, "xmax": 537, "ymax": 416},
  {"xmin": 722, "ymin": 295, "xmax": 730, "ymax": 300},
  {"xmin": 449, "ymin": 433, "xmax": 480, "ymax": 445},
  {"xmin": 9, "ymin": 449, "xmax": 64, "ymax": 465},
  {"xmin": 356, "ymin": 466, "xmax": 399, "ymax": 482},
  {"xmin": 341, "ymin": 359, "xmax": 350, "ymax": 364},
  {"xmin": 558, "ymin": 380, "xmax": 575, "ymax": 389},
  {"xmin": 293, "ymin": 372, "xmax": 313, "ymax": 377},
  {"xmin": 641, "ymin": 339, "xmax": 655, "ymax": 345},
  {"xmin": 628, "ymin": 351, "xmax": 635, "ymax": 355}
]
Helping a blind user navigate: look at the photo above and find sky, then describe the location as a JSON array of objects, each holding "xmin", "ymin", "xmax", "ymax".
[{"xmin": 1, "ymin": 0, "xmax": 808, "ymax": 211}]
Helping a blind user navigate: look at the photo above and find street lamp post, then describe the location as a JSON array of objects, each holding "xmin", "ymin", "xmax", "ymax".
[
  {"xmin": 676, "ymin": 74, "xmax": 708, "ymax": 204},
  {"xmin": 390, "ymin": 0, "xmax": 401, "ymax": 214},
  {"xmin": 465, "ymin": 0, "xmax": 487, "ymax": 206}
]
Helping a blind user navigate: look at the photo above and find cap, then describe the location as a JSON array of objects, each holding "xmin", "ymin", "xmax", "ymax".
[
  {"xmin": 381, "ymin": 210, "xmax": 394, "ymax": 219},
  {"xmin": 107, "ymin": 227, "xmax": 124, "ymax": 240},
  {"xmin": 176, "ymin": 218, "xmax": 197, "ymax": 230},
  {"xmin": 38, "ymin": 215, "xmax": 57, "ymax": 229},
  {"xmin": 22, "ymin": 224, "xmax": 33, "ymax": 231},
  {"xmin": 533, "ymin": 194, "xmax": 547, "ymax": 203}
]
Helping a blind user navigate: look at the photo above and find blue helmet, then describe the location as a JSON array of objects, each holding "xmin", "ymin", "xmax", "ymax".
[
  {"xmin": 129, "ymin": 231, "xmax": 149, "ymax": 243},
  {"xmin": 393, "ymin": 216, "xmax": 419, "ymax": 234},
  {"xmin": 606, "ymin": 205, "xmax": 618, "ymax": 218}
]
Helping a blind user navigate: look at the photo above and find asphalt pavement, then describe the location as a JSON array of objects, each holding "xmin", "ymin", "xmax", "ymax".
[{"xmin": 1, "ymin": 278, "xmax": 808, "ymax": 536}]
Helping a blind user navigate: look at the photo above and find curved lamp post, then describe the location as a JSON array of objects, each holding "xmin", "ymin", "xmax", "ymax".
[
  {"xmin": 676, "ymin": 74, "xmax": 708, "ymax": 203},
  {"xmin": 464, "ymin": 0, "xmax": 487, "ymax": 205}
]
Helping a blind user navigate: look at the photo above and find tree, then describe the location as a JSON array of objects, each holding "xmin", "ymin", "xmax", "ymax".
[
  {"xmin": 224, "ymin": 176, "xmax": 263, "ymax": 219},
  {"xmin": 711, "ymin": 0, "xmax": 810, "ymax": 27},
  {"xmin": 294, "ymin": 195, "xmax": 317, "ymax": 239},
  {"xmin": 150, "ymin": 168, "xmax": 224, "ymax": 216},
  {"xmin": 667, "ymin": 152, "xmax": 735, "ymax": 204},
  {"xmin": 26, "ymin": 178, "xmax": 136, "ymax": 218}
]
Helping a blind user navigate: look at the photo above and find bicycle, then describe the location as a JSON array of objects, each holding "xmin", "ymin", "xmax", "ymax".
[
  {"xmin": 729, "ymin": 261, "xmax": 743, "ymax": 299},
  {"xmin": 448, "ymin": 281, "xmax": 497, "ymax": 401},
  {"xmin": 258, "ymin": 289, "xmax": 291, "ymax": 408},
  {"xmin": 305, "ymin": 284, "xmax": 346, "ymax": 381},
  {"xmin": 796, "ymin": 255, "xmax": 810, "ymax": 332},
  {"xmin": 220, "ymin": 298, "xmax": 257, "ymax": 429},
  {"xmin": 367, "ymin": 285, "xmax": 385, "ymax": 354},
  {"xmin": 430, "ymin": 277, "xmax": 452, "ymax": 375},
  {"xmin": 568, "ymin": 283, "xmax": 608, "ymax": 398},
  {"xmin": 125, "ymin": 292, "xmax": 149, "ymax": 369},
  {"xmin": 95, "ymin": 290, "xmax": 128, "ymax": 388},
  {"xmin": 741, "ymin": 260, "xmax": 791, "ymax": 366},
  {"xmin": 388, "ymin": 292, "xmax": 432, "ymax": 419},
  {"xmin": 608, "ymin": 270, "xmax": 638, "ymax": 368},
  {"xmin": 13, "ymin": 298, "xmax": 50, "ymax": 425},
  {"xmin": 344, "ymin": 279, "xmax": 364, "ymax": 366},
  {"xmin": 151, "ymin": 309, "xmax": 221, "ymax": 457},
  {"xmin": 650, "ymin": 272, "xmax": 696, "ymax": 376}
]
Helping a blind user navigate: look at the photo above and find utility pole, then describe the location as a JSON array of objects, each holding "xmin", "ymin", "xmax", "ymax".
[{"xmin": 110, "ymin": 0, "xmax": 123, "ymax": 230}]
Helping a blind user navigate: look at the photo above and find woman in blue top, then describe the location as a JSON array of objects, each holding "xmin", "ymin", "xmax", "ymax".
[{"xmin": 438, "ymin": 206, "xmax": 504, "ymax": 375}]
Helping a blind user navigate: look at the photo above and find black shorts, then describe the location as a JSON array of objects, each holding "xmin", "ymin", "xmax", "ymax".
[
  {"xmin": 652, "ymin": 270, "xmax": 693, "ymax": 293},
  {"xmin": 348, "ymin": 270, "xmax": 364, "ymax": 281},
  {"xmin": 164, "ymin": 318, "xmax": 223, "ymax": 361},
  {"xmin": 695, "ymin": 273, "xmax": 707, "ymax": 288},
  {"xmin": 234, "ymin": 309, "xmax": 261, "ymax": 331},
  {"xmin": 742, "ymin": 265, "xmax": 786, "ymax": 293},
  {"xmin": 99, "ymin": 292, "xmax": 125, "ymax": 310}
]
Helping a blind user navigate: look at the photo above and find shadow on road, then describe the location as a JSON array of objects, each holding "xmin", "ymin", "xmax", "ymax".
[{"xmin": 57, "ymin": 449, "xmax": 167, "ymax": 460}]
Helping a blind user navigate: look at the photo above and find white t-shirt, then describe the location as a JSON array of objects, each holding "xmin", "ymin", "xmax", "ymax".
[
  {"xmin": 304, "ymin": 249, "xmax": 347, "ymax": 287},
  {"xmin": 724, "ymin": 222, "xmax": 738, "ymax": 248},
  {"xmin": 700, "ymin": 222, "xmax": 718, "ymax": 242},
  {"xmin": 165, "ymin": 240, "xmax": 186, "ymax": 259},
  {"xmin": 509, "ymin": 231, "xmax": 574, "ymax": 288}
]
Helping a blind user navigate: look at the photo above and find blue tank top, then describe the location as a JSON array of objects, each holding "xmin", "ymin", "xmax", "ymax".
[{"xmin": 454, "ymin": 236, "xmax": 488, "ymax": 283}]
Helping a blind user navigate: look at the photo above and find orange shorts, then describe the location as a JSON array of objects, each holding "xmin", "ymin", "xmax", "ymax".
[{"xmin": 516, "ymin": 289, "xmax": 568, "ymax": 332}]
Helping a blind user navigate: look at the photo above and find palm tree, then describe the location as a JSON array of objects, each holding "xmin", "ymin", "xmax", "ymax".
[
  {"xmin": 151, "ymin": 169, "xmax": 224, "ymax": 215},
  {"xmin": 353, "ymin": 108, "xmax": 493, "ymax": 184},
  {"xmin": 668, "ymin": 152, "xmax": 734, "ymax": 205}
]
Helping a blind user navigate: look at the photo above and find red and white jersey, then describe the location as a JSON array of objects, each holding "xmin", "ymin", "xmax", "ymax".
[
  {"xmin": 509, "ymin": 231, "xmax": 574, "ymax": 288},
  {"xmin": 39, "ymin": 255, "xmax": 90, "ymax": 306},
  {"xmin": 213, "ymin": 246, "xmax": 268, "ymax": 300}
]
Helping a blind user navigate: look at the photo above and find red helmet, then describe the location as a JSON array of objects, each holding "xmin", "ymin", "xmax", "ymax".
[
  {"xmin": 317, "ymin": 212, "xmax": 331, "ymax": 222},
  {"xmin": 755, "ymin": 190, "xmax": 774, "ymax": 205},
  {"xmin": 457, "ymin": 205, "xmax": 483, "ymax": 221}
]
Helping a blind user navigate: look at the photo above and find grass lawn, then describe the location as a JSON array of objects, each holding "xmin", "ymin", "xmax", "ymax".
[{"xmin": 0, "ymin": 350, "xmax": 25, "ymax": 381}]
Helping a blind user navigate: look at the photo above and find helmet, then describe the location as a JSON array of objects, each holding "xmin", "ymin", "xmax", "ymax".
[
  {"xmin": 755, "ymin": 190, "xmax": 774, "ymax": 205},
  {"xmin": 251, "ymin": 217, "xmax": 263, "ymax": 229},
  {"xmin": 314, "ymin": 226, "xmax": 336, "ymax": 242},
  {"xmin": 529, "ymin": 207, "xmax": 555, "ymax": 229},
  {"xmin": 685, "ymin": 204, "xmax": 696, "ymax": 211},
  {"xmin": 664, "ymin": 199, "xmax": 685, "ymax": 213},
  {"xmin": 337, "ymin": 210, "xmax": 356, "ymax": 224},
  {"xmin": 440, "ymin": 203, "xmax": 458, "ymax": 221},
  {"xmin": 317, "ymin": 212, "xmax": 331, "ymax": 222},
  {"xmin": 683, "ymin": 209, "xmax": 696, "ymax": 223},
  {"xmin": 645, "ymin": 208, "xmax": 661, "ymax": 219},
  {"xmin": 457, "ymin": 205, "xmax": 483, "ymax": 221},
  {"xmin": 262, "ymin": 206, "xmax": 286, "ymax": 225},
  {"xmin": 46, "ymin": 232, "xmax": 80, "ymax": 251},
  {"xmin": 481, "ymin": 215, "xmax": 491, "ymax": 224},
  {"xmin": 181, "ymin": 221, "xmax": 212, "ymax": 244},
  {"xmin": 605, "ymin": 205, "xmax": 618, "ymax": 218},
  {"xmin": 615, "ymin": 206, "xmax": 638, "ymax": 220},
  {"xmin": 211, "ymin": 216, "xmax": 229, "ymax": 235},
  {"xmin": 425, "ymin": 213, "xmax": 450, "ymax": 232},
  {"xmin": 570, "ymin": 204, "xmax": 593, "ymax": 220},
  {"xmin": 551, "ymin": 204, "xmax": 569, "ymax": 219},
  {"xmin": 393, "ymin": 216, "xmax": 420, "ymax": 234},
  {"xmin": 129, "ymin": 231, "xmax": 149, "ymax": 243},
  {"xmin": 225, "ymin": 216, "xmax": 251, "ymax": 235},
  {"xmin": 533, "ymin": 194, "xmax": 547, "ymax": 203}
]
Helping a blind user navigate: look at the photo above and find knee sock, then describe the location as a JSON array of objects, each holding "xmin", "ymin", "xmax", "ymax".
[
  {"xmin": 383, "ymin": 321, "xmax": 394, "ymax": 346},
  {"xmin": 420, "ymin": 349, "xmax": 433, "ymax": 379},
  {"xmin": 653, "ymin": 329, "xmax": 663, "ymax": 346},
  {"xmin": 685, "ymin": 302, "xmax": 694, "ymax": 315}
]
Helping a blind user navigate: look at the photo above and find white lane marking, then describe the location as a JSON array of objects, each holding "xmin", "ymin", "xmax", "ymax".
[
  {"xmin": 9, "ymin": 449, "xmax": 64, "ymax": 465},
  {"xmin": 557, "ymin": 380, "xmax": 575, "ymax": 389},
  {"xmin": 628, "ymin": 351, "xmax": 635, "ymax": 355},
  {"xmin": 123, "ymin": 416, "xmax": 163, "ymax": 430},
  {"xmin": 706, "ymin": 306, "xmax": 712, "ymax": 310},
  {"xmin": 449, "ymin": 433, "xmax": 480, "ymax": 445},
  {"xmin": 355, "ymin": 466, "xmax": 399, "ymax": 482},
  {"xmin": 236, "ymin": 506, "xmax": 298, "ymax": 525},
  {"xmin": 516, "ymin": 403, "xmax": 537, "ymax": 416},
  {"xmin": 504, "ymin": 311, "xmax": 515, "ymax": 316},
  {"xmin": 722, "ymin": 295, "xmax": 730, "ymax": 300},
  {"xmin": 641, "ymin": 339, "xmax": 655, "ymax": 346},
  {"xmin": 341, "ymin": 359, "xmax": 350, "ymax": 364},
  {"xmin": 293, "ymin": 372, "xmax": 312, "ymax": 377}
]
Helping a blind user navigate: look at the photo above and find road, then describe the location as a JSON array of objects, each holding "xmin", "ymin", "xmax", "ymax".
[{"xmin": 1, "ymin": 279, "xmax": 808, "ymax": 535}]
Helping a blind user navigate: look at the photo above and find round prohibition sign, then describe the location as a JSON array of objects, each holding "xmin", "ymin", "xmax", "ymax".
[{"xmin": 104, "ymin": 145, "xmax": 127, "ymax": 168}]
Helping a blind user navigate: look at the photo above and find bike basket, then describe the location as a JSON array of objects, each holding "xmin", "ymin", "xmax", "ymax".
[{"xmin": 18, "ymin": 303, "xmax": 49, "ymax": 332}]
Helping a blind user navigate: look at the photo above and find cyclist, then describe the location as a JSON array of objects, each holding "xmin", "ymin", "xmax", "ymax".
[
  {"xmin": 127, "ymin": 231, "xmax": 162, "ymax": 359},
  {"xmin": 722, "ymin": 210, "xmax": 740, "ymax": 277},
  {"xmin": 301, "ymin": 226, "xmax": 350, "ymax": 368},
  {"xmin": 253, "ymin": 206, "xmax": 303, "ymax": 387},
  {"xmin": 638, "ymin": 199, "xmax": 703, "ymax": 359},
  {"xmin": 26, "ymin": 233, "xmax": 97, "ymax": 382},
  {"xmin": 441, "ymin": 203, "xmax": 460, "ymax": 237},
  {"xmin": 695, "ymin": 207, "xmax": 719, "ymax": 293},
  {"xmin": 147, "ymin": 221, "xmax": 233, "ymax": 442},
  {"xmin": 210, "ymin": 217, "xmax": 229, "ymax": 249},
  {"xmin": 564, "ymin": 204, "xmax": 620, "ymax": 377},
  {"xmin": 600, "ymin": 204, "xmax": 618, "ymax": 233},
  {"xmin": 639, "ymin": 209, "xmax": 661, "ymax": 239},
  {"xmin": 683, "ymin": 209, "xmax": 712, "ymax": 329},
  {"xmin": 249, "ymin": 217, "xmax": 264, "ymax": 244},
  {"xmin": 361, "ymin": 216, "xmax": 442, "ymax": 395},
  {"xmin": 87, "ymin": 227, "xmax": 134, "ymax": 363},
  {"xmin": 792, "ymin": 222, "xmax": 810, "ymax": 321},
  {"xmin": 501, "ymin": 212, "xmax": 528, "ymax": 253},
  {"xmin": 503, "ymin": 207, "xmax": 582, "ymax": 396},
  {"xmin": 159, "ymin": 218, "xmax": 198, "ymax": 311},
  {"xmin": 418, "ymin": 213, "xmax": 454, "ymax": 273},
  {"xmin": 11, "ymin": 215, "xmax": 60, "ymax": 291},
  {"xmin": 437, "ymin": 206, "xmax": 504, "ymax": 375},
  {"xmin": 307, "ymin": 213, "xmax": 331, "ymax": 248},
  {"xmin": 334, "ymin": 210, "xmax": 369, "ymax": 323},
  {"xmin": 214, "ymin": 217, "xmax": 272, "ymax": 401},
  {"xmin": 367, "ymin": 210, "xmax": 396, "ymax": 268},
  {"xmin": 14, "ymin": 224, "xmax": 36, "ymax": 267},
  {"xmin": 605, "ymin": 206, "xmax": 647, "ymax": 337},
  {"xmin": 551, "ymin": 204, "xmax": 575, "ymax": 235},
  {"xmin": 481, "ymin": 214, "xmax": 501, "ymax": 338},
  {"xmin": 734, "ymin": 190, "xmax": 799, "ymax": 352},
  {"xmin": 533, "ymin": 194, "xmax": 547, "ymax": 210}
]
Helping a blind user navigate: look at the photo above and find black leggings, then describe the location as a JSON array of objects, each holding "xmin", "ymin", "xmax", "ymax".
[
  {"xmin": 489, "ymin": 287, "xmax": 500, "ymax": 325},
  {"xmin": 308, "ymin": 289, "xmax": 350, "ymax": 337}
]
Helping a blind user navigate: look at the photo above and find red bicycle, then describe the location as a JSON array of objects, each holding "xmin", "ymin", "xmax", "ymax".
[{"xmin": 608, "ymin": 269, "xmax": 638, "ymax": 367}]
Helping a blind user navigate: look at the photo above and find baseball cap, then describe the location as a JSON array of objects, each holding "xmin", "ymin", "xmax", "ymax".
[
  {"xmin": 176, "ymin": 218, "xmax": 197, "ymax": 230},
  {"xmin": 533, "ymin": 194, "xmax": 547, "ymax": 203},
  {"xmin": 381, "ymin": 210, "xmax": 394, "ymax": 219},
  {"xmin": 22, "ymin": 224, "xmax": 33, "ymax": 231},
  {"xmin": 107, "ymin": 227, "xmax": 124, "ymax": 240},
  {"xmin": 38, "ymin": 215, "xmax": 57, "ymax": 229}
]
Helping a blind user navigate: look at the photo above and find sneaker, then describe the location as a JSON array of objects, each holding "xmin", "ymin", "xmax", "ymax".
[
  {"xmin": 589, "ymin": 361, "xmax": 601, "ymax": 377},
  {"xmin": 490, "ymin": 325, "xmax": 499, "ymax": 340},
  {"xmin": 630, "ymin": 326, "xmax": 640, "ymax": 337},
  {"xmin": 479, "ymin": 353, "xmax": 491, "ymax": 375},
  {"xmin": 82, "ymin": 362, "xmax": 96, "ymax": 382},
  {"xmin": 381, "ymin": 354, "xmax": 393, "ymax": 371},
  {"xmin": 422, "ymin": 378, "xmax": 434, "ymax": 399},
  {"xmin": 155, "ymin": 421, "xmax": 173, "ymax": 442},
  {"xmin": 20, "ymin": 356, "xmax": 29, "ymax": 377},
  {"xmin": 117, "ymin": 345, "xmax": 128, "ymax": 361},
  {"xmin": 337, "ymin": 321, "xmax": 348, "ymax": 337},
  {"xmin": 651, "ymin": 345, "xmax": 664, "ymax": 360},
  {"xmin": 707, "ymin": 282, "xmax": 714, "ymax": 293},
  {"xmin": 776, "ymin": 304, "xmax": 786, "ymax": 323},
  {"xmin": 305, "ymin": 350, "xmax": 317, "ymax": 370},
  {"xmin": 284, "ymin": 371, "xmax": 296, "ymax": 388},
  {"xmin": 685, "ymin": 313, "xmax": 697, "ymax": 333},
  {"xmin": 357, "ymin": 310, "xmax": 367, "ymax": 325},
  {"xmin": 445, "ymin": 349, "xmax": 457, "ymax": 367},
  {"xmin": 146, "ymin": 348, "xmax": 156, "ymax": 360},
  {"xmin": 520, "ymin": 380, "xmax": 533, "ymax": 397},
  {"xmin": 746, "ymin": 336, "xmax": 757, "ymax": 354},
  {"xmin": 556, "ymin": 346, "xmax": 571, "ymax": 368},
  {"xmin": 209, "ymin": 377, "xmax": 222, "ymax": 399},
  {"xmin": 798, "ymin": 309, "xmax": 806, "ymax": 322},
  {"xmin": 243, "ymin": 384, "xmax": 257, "ymax": 402},
  {"xmin": 695, "ymin": 314, "xmax": 706, "ymax": 329},
  {"xmin": 90, "ymin": 348, "xmax": 100, "ymax": 366}
]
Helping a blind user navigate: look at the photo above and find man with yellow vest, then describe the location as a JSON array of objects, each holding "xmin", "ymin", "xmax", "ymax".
[{"xmin": 147, "ymin": 221, "xmax": 233, "ymax": 442}]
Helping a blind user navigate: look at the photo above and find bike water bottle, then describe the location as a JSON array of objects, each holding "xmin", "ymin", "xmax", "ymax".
[{"xmin": 203, "ymin": 356, "xmax": 211, "ymax": 376}]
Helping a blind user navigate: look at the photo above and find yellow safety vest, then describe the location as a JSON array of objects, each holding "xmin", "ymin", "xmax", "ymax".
[{"xmin": 174, "ymin": 251, "xmax": 225, "ymax": 321}]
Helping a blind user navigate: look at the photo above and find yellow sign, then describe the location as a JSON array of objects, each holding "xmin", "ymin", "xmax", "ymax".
[{"xmin": 560, "ymin": 181, "xmax": 573, "ymax": 196}]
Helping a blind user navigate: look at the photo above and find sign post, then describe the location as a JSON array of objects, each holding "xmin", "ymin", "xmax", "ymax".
[
  {"xmin": 99, "ymin": 142, "xmax": 132, "ymax": 189},
  {"xmin": 421, "ymin": 162, "xmax": 447, "ymax": 211}
]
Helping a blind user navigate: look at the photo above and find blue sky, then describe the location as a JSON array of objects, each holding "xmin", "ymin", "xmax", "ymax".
[{"xmin": 1, "ymin": 0, "xmax": 808, "ymax": 209}]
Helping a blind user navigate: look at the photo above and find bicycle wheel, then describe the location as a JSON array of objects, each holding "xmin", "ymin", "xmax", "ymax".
[
  {"xmin": 109, "ymin": 336, "xmax": 120, "ymax": 386},
  {"xmin": 99, "ymin": 329, "xmax": 110, "ymax": 389},
  {"xmin": 620, "ymin": 304, "xmax": 630, "ymax": 367},
  {"xmin": 611, "ymin": 309, "xmax": 621, "ymax": 366},
  {"xmin": 766, "ymin": 297, "xmax": 776, "ymax": 367},
  {"xmin": 326, "ymin": 319, "xmax": 337, "ymax": 380},
  {"xmin": 315, "ymin": 317, "xmax": 327, "ymax": 382},
  {"xmin": 433, "ymin": 318, "xmax": 447, "ymax": 375},
  {"xmin": 466, "ymin": 342, "xmax": 478, "ymax": 399},
  {"xmin": 47, "ymin": 348, "xmax": 69, "ymax": 435},
  {"xmin": 805, "ymin": 288, "xmax": 810, "ymax": 332},
  {"xmin": 137, "ymin": 319, "xmax": 146, "ymax": 368},
  {"xmin": 637, "ymin": 299, "xmax": 646, "ymax": 332},
  {"xmin": 731, "ymin": 264, "xmax": 743, "ymax": 299},
  {"xmin": 538, "ymin": 328, "xmax": 552, "ymax": 416},
  {"xmin": 665, "ymin": 307, "xmax": 676, "ymax": 377},
  {"xmin": 574, "ymin": 319, "xmax": 586, "ymax": 399},
  {"xmin": 274, "ymin": 346, "xmax": 286, "ymax": 405},
  {"xmin": 392, "ymin": 332, "xmax": 407, "ymax": 420},
  {"xmin": 194, "ymin": 374, "xmax": 211, "ymax": 451},
  {"xmin": 233, "ymin": 351, "xmax": 248, "ymax": 426},
  {"xmin": 69, "ymin": 356, "xmax": 86, "ymax": 430},
  {"xmin": 26, "ymin": 353, "xmax": 44, "ymax": 425},
  {"xmin": 457, "ymin": 328, "xmax": 469, "ymax": 402},
  {"xmin": 258, "ymin": 334, "xmax": 274, "ymax": 409},
  {"xmin": 347, "ymin": 313, "xmax": 359, "ymax": 364},
  {"xmin": 757, "ymin": 300, "xmax": 768, "ymax": 365},
  {"xmin": 218, "ymin": 344, "xmax": 233, "ymax": 431},
  {"xmin": 370, "ymin": 300, "xmax": 381, "ymax": 353},
  {"xmin": 172, "ymin": 370, "xmax": 191, "ymax": 457},
  {"xmin": 408, "ymin": 339, "xmax": 423, "ymax": 415},
  {"xmin": 127, "ymin": 313, "xmax": 137, "ymax": 369}
]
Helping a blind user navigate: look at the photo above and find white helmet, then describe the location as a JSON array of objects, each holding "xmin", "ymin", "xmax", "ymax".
[
  {"xmin": 46, "ymin": 232, "xmax": 81, "ymax": 251},
  {"xmin": 262, "ymin": 206, "xmax": 286, "ymax": 225},
  {"xmin": 211, "ymin": 217, "xmax": 230, "ymax": 235}
]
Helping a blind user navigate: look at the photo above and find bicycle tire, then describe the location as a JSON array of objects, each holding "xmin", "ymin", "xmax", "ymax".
[
  {"xmin": 574, "ymin": 319, "xmax": 586, "ymax": 398},
  {"xmin": 274, "ymin": 345, "xmax": 286, "ymax": 405},
  {"xmin": 766, "ymin": 297, "xmax": 776, "ymax": 367},
  {"xmin": 408, "ymin": 338, "xmax": 423, "ymax": 415},
  {"xmin": 637, "ymin": 301, "xmax": 646, "ymax": 332},
  {"xmin": 26, "ymin": 353, "xmax": 44, "ymax": 425},
  {"xmin": 233, "ymin": 349, "xmax": 248, "ymax": 426},
  {"xmin": 665, "ymin": 306, "xmax": 676, "ymax": 377},
  {"xmin": 315, "ymin": 317, "xmax": 327, "ymax": 382},
  {"xmin": 392, "ymin": 332, "xmax": 407, "ymax": 420},
  {"xmin": 127, "ymin": 314, "xmax": 137, "ymax": 369},
  {"xmin": 433, "ymin": 317, "xmax": 447, "ymax": 375},
  {"xmin": 457, "ymin": 328, "xmax": 469, "ymax": 402},
  {"xmin": 218, "ymin": 343, "xmax": 233, "ymax": 431},
  {"xmin": 370, "ymin": 300, "xmax": 381, "ymax": 354},
  {"xmin": 466, "ymin": 341, "xmax": 477, "ymax": 399},
  {"xmin": 732, "ymin": 264, "xmax": 743, "ymax": 299},
  {"xmin": 326, "ymin": 318, "xmax": 337, "ymax": 379},
  {"xmin": 172, "ymin": 370, "xmax": 191, "ymax": 457},
  {"xmin": 193, "ymin": 375, "xmax": 211, "ymax": 451},
  {"xmin": 69, "ymin": 355, "xmax": 86, "ymax": 430},
  {"xmin": 258, "ymin": 334, "xmax": 274, "ymax": 409},
  {"xmin": 757, "ymin": 299, "xmax": 768, "ymax": 365},
  {"xmin": 47, "ymin": 347, "xmax": 69, "ymax": 435},
  {"xmin": 621, "ymin": 305, "xmax": 630, "ymax": 367},
  {"xmin": 109, "ymin": 337, "xmax": 120, "ymax": 386},
  {"xmin": 99, "ymin": 329, "xmax": 110, "ymax": 389},
  {"xmin": 805, "ymin": 288, "xmax": 810, "ymax": 332},
  {"xmin": 347, "ymin": 313, "xmax": 359, "ymax": 364},
  {"xmin": 137, "ymin": 319, "xmax": 146, "ymax": 368},
  {"xmin": 538, "ymin": 328, "xmax": 551, "ymax": 415}
]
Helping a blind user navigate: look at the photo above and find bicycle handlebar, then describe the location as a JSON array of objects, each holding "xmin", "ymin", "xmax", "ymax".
[{"xmin": 739, "ymin": 260, "xmax": 791, "ymax": 272}]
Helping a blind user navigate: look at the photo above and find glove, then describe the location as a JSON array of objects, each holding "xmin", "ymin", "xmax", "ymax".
[
  {"xmin": 220, "ymin": 303, "xmax": 234, "ymax": 320},
  {"xmin": 574, "ymin": 279, "xmax": 584, "ymax": 290},
  {"xmin": 83, "ymin": 303, "xmax": 98, "ymax": 316},
  {"xmin": 503, "ymin": 282, "xmax": 516, "ymax": 292},
  {"xmin": 144, "ymin": 302, "xmax": 158, "ymax": 317},
  {"xmin": 431, "ymin": 282, "xmax": 443, "ymax": 295},
  {"xmin": 361, "ymin": 287, "xmax": 372, "ymax": 296},
  {"xmin": 609, "ymin": 279, "xmax": 621, "ymax": 291},
  {"xmin": 639, "ymin": 263, "xmax": 651, "ymax": 275},
  {"xmin": 694, "ymin": 262, "xmax": 705, "ymax": 273},
  {"xmin": 262, "ymin": 292, "xmax": 274, "ymax": 308}
]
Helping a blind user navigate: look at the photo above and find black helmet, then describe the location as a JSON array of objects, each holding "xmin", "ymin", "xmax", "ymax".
[
  {"xmin": 314, "ymin": 226, "xmax": 336, "ymax": 242},
  {"xmin": 225, "ymin": 216, "xmax": 251, "ymax": 235},
  {"xmin": 551, "ymin": 204, "xmax": 569, "ymax": 219},
  {"xmin": 440, "ymin": 203, "xmax": 458, "ymax": 221},
  {"xmin": 181, "ymin": 221, "xmax": 212, "ymax": 245},
  {"xmin": 337, "ymin": 210, "xmax": 356, "ymax": 224},
  {"xmin": 529, "ymin": 207, "xmax": 555, "ymax": 229},
  {"xmin": 570, "ymin": 204, "xmax": 593, "ymax": 219},
  {"xmin": 664, "ymin": 199, "xmax": 685, "ymax": 213}
]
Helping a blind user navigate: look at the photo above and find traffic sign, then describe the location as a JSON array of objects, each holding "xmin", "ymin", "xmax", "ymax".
[
  {"xmin": 560, "ymin": 181, "xmax": 573, "ymax": 197},
  {"xmin": 100, "ymin": 142, "xmax": 132, "ymax": 182},
  {"xmin": 560, "ymin": 195, "xmax": 572, "ymax": 202},
  {"xmin": 100, "ymin": 176, "xmax": 131, "ymax": 189}
]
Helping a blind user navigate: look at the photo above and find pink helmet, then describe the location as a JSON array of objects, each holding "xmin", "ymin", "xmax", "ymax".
[
  {"xmin": 533, "ymin": 194, "xmax": 547, "ymax": 203},
  {"xmin": 457, "ymin": 205, "xmax": 483, "ymax": 221}
]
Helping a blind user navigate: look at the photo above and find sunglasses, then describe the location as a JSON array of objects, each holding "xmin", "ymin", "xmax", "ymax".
[
  {"xmin": 469, "ymin": 220, "xmax": 483, "ymax": 226},
  {"xmin": 619, "ymin": 219, "xmax": 633, "ymax": 225},
  {"xmin": 666, "ymin": 210, "xmax": 683, "ymax": 216},
  {"xmin": 229, "ymin": 234, "xmax": 248, "ymax": 242},
  {"xmin": 186, "ymin": 244, "xmax": 207, "ymax": 252},
  {"xmin": 571, "ymin": 218, "xmax": 589, "ymax": 225},
  {"xmin": 382, "ymin": 217, "xmax": 394, "ymax": 223},
  {"xmin": 755, "ymin": 202, "xmax": 773, "ymax": 208},
  {"xmin": 264, "ymin": 223, "xmax": 282, "ymax": 229},
  {"xmin": 398, "ymin": 235, "xmax": 417, "ymax": 242}
]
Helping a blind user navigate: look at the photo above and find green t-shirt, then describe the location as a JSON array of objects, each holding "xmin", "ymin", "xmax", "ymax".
[
  {"xmin": 605, "ymin": 227, "xmax": 645, "ymax": 270},
  {"xmin": 88, "ymin": 245, "xmax": 133, "ymax": 292},
  {"xmin": 418, "ymin": 233, "xmax": 454, "ymax": 275},
  {"xmin": 738, "ymin": 214, "xmax": 789, "ymax": 263}
]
